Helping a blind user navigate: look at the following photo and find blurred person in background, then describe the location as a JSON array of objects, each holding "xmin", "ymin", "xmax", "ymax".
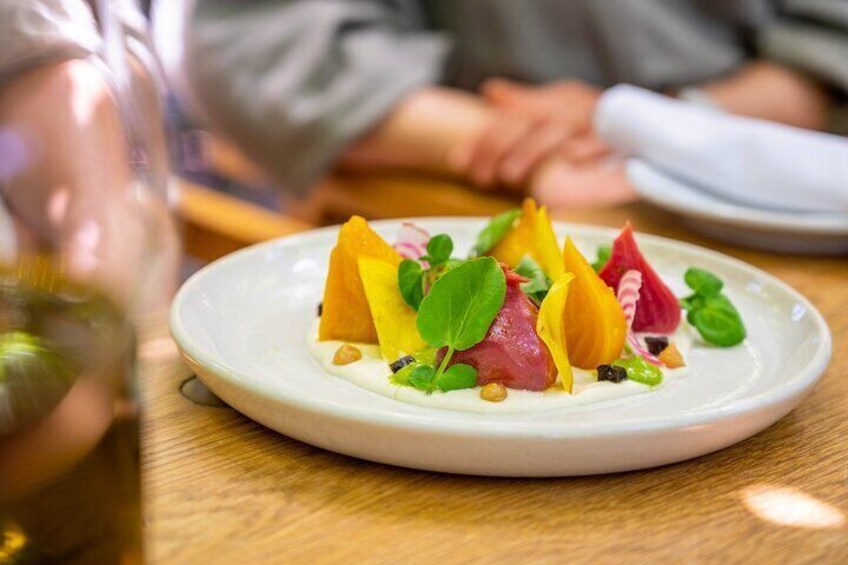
[{"xmin": 183, "ymin": 0, "xmax": 848, "ymax": 209}]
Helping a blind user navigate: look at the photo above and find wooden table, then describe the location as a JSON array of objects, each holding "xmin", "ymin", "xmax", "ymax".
[
  {"xmin": 142, "ymin": 201, "xmax": 848, "ymax": 564},
  {"xmin": 177, "ymin": 179, "xmax": 314, "ymax": 263}
]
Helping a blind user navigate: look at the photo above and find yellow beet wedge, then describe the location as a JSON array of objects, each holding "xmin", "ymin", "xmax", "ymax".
[
  {"xmin": 490, "ymin": 198, "xmax": 564, "ymax": 278},
  {"xmin": 318, "ymin": 216, "xmax": 400, "ymax": 343},
  {"xmin": 562, "ymin": 237, "xmax": 627, "ymax": 369},
  {"xmin": 358, "ymin": 258, "xmax": 426, "ymax": 361},
  {"xmin": 536, "ymin": 272, "xmax": 576, "ymax": 392},
  {"xmin": 533, "ymin": 206, "xmax": 565, "ymax": 279}
]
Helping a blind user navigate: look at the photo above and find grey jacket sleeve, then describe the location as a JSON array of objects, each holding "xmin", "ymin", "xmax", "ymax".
[
  {"xmin": 758, "ymin": 0, "xmax": 848, "ymax": 92},
  {"xmin": 184, "ymin": 0, "xmax": 449, "ymax": 194}
]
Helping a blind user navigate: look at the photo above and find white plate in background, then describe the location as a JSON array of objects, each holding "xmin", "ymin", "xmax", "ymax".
[
  {"xmin": 171, "ymin": 219, "xmax": 831, "ymax": 477},
  {"xmin": 628, "ymin": 159, "xmax": 848, "ymax": 255}
]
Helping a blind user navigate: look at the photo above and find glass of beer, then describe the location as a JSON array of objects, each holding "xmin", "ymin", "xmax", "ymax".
[
  {"xmin": 0, "ymin": 1, "xmax": 177, "ymax": 562},
  {"xmin": 0, "ymin": 260, "xmax": 141, "ymax": 564}
]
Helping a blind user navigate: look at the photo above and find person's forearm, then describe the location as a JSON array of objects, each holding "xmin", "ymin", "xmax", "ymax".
[
  {"xmin": 699, "ymin": 61, "xmax": 832, "ymax": 130},
  {"xmin": 339, "ymin": 87, "xmax": 493, "ymax": 176}
]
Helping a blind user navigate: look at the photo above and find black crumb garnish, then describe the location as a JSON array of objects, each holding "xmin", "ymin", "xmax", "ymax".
[
  {"xmin": 644, "ymin": 336, "xmax": 669, "ymax": 356},
  {"xmin": 597, "ymin": 364, "xmax": 627, "ymax": 383},
  {"xmin": 390, "ymin": 355, "xmax": 415, "ymax": 373},
  {"xmin": 317, "ymin": 302, "xmax": 323, "ymax": 317}
]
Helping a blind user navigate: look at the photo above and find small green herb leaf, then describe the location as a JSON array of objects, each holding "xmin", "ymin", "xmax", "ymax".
[
  {"xmin": 443, "ymin": 258, "xmax": 466, "ymax": 271},
  {"xmin": 613, "ymin": 357, "xmax": 662, "ymax": 386},
  {"xmin": 514, "ymin": 255, "xmax": 551, "ymax": 305},
  {"xmin": 398, "ymin": 259, "xmax": 425, "ymax": 311},
  {"xmin": 423, "ymin": 234, "xmax": 453, "ymax": 267},
  {"xmin": 412, "ymin": 347, "xmax": 438, "ymax": 366},
  {"xmin": 472, "ymin": 208, "xmax": 520, "ymax": 257},
  {"xmin": 684, "ymin": 267, "xmax": 724, "ymax": 296},
  {"xmin": 417, "ymin": 257, "xmax": 507, "ymax": 351},
  {"xmin": 408, "ymin": 364, "xmax": 436, "ymax": 392},
  {"xmin": 591, "ymin": 245, "xmax": 612, "ymax": 273},
  {"xmin": 679, "ymin": 294, "xmax": 705, "ymax": 312},
  {"xmin": 435, "ymin": 363, "xmax": 478, "ymax": 392},
  {"xmin": 687, "ymin": 295, "xmax": 746, "ymax": 347},
  {"xmin": 680, "ymin": 267, "xmax": 746, "ymax": 347},
  {"xmin": 429, "ymin": 259, "xmax": 465, "ymax": 284},
  {"xmin": 390, "ymin": 362, "xmax": 416, "ymax": 386}
]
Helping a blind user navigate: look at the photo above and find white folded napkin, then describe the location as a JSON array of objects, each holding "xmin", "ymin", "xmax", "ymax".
[{"xmin": 595, "ymin": 84, "xmax": 848, "ymax": 214}]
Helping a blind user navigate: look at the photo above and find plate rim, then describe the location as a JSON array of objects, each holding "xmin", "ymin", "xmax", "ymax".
[
  {"xmin": 628, "ymin": 159, "xmax": 848, "ymax": 235},
  {"xmin": 170, "ymin": 218, "xmax": 833, "ymax": 439}
]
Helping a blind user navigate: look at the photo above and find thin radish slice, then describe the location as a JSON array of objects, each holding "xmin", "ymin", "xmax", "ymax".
[
  {"xmin": 394, "ymin": 222, "xmax": 430, "ymax": 264},
  {"xmin": 616, "ymin": 270, "xmax": 662, "ymax": 366}
]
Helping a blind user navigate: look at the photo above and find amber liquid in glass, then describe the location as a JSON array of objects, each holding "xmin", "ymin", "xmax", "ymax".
[{"xmin": 0, "ymin": 261, "xmax": 142, "ymax": 564}]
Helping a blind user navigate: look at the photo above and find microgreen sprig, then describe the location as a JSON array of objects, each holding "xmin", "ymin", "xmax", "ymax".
[
  {"xmin": 398, "ymin": 234, "xmax": 461, "ymax": 311},
  {"xmin": 680, "ymin": 267, "xmax": 746, "ymax": 347},
  {"xmin": 402, "ymin": 257, "xmax": 506, "ymax": 394},
  {"xmin": 514, "ymin": 255, "xmax": 551, "ymax": 306},
  {"xmin": 591, "ymin": 245, "xmax": 612, "ymax": 273},
  {"xmin": 471, "ymin": 208, "xmax": 520, "ymax": 257}
]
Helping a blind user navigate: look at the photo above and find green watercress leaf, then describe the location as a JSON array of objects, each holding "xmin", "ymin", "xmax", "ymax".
[
  {"xmin": 412, "ymin": 347, "xmax": 438, "ymax": 366},
  {"xmin": 684, "ymin": 267, "xmax": 724, "ymax": 296},
  {"xmin": 435, "ymin": 363, "xmax": 478, "ymax": 392},
  {"xmin": 679, "ymin": 294, "xmax": 705, "ymax": 312},
  {"xmin": 426, "ymin": 258, "xmax": 465, "ymax": 286},
  {"xmin": 514, "ymin": 255, "xmax": 551, "ymax": 306},
  {"xmin": 471, "ymin": 208, "xmax": 520, "ymax": 257},
  {"xmin": 613, "ymin": 356, "xmax": 662, "ymax": 386},
  {"xmin": 417, "ymin": 257, "xmax": 507, "ymax": 351},
  {"xmin": 390, "ymin": 362, "xmax": 417, "ymax": 386},
  {"xmin": 679, "ymin": 267, "xmax": 746, "ymax": 347},
  {"xmin": 443, "ymin": 258, "xmax": 466, "ymax": 271},
  {"xmin": 591, "ymin": 245, "xmax": 612, "ymax": 273},
  {"xmin": 398, "ymin": 259, "xmax": 425, "ymax": 311},
  {"xmin": 422, "ymin": 234, "xmax": 453, "ymax": 267},
  {"xmin": 687, "ymin": 295, "xmax": 746, "ymax": 347},
  {"xmin": 397, "ymin": 256, "xmax": 507, "ymax": 396},
  {"xmin": 408, "ymin": 364, "xmax": 436, "ymax": 392}
]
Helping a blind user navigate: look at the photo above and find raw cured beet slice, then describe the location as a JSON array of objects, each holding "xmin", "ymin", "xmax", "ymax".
[
  {"xmin": 598, "ymin": 224, "xmax": 681, "ymax": 333},
  {"xmin": 437, "ymin": 266, "xmax": 556, "ymax": 391}
]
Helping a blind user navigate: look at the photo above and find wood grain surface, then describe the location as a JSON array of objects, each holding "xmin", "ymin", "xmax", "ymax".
[{"xmin": 142, "ymin": 200, "xmax": 848, "ymax": 564}]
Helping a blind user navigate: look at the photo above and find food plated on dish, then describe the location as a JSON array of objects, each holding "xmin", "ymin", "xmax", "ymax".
[
  {"xmin": 310, "ymin": 199, "xmax": 746, "ymax": 413},
  {"xmin": 171, "ymin": 213, "xmax": 830, "ymax": 475}
]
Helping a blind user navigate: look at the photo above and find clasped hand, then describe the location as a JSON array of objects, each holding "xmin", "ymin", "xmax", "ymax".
[{"xmin": 449, "ymin": 79, "xmax": 636, "ymax": 207}]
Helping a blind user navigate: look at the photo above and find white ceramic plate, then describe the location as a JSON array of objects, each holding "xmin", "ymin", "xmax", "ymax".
[
  {"xmin": 627, "ymin": 159, "xmax": 848, "ymax": 255},
  {"xmin": 170, "ymin": 219, "xmax": 831, "ymax": 477}
]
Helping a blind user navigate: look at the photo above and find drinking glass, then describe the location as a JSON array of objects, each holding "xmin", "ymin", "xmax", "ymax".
[{"xmin": 0, "ymin": 1, "xmax": 177, "ymax": 562}]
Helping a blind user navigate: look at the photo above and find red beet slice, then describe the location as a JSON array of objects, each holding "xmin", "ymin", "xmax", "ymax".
[
  {"xmin": 437, "ymin": 266, "xmax": 556, "ymax": 391},
  {"xmin": 598, "ymin": 223, "xmax": 681, "ymax": 333}
]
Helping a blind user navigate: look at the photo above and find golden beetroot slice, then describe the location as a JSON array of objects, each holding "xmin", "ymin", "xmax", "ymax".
[
  {"xmin": 318, "ymin": 216, "xmax": 401, "ymax": 343},
  {"xmin": 598, "ymin": 223, "xmax": 681, "ymax": 333},
  {"xmin": 562, "ymin": 238, "xmax": 627, "ymax": 370},
  {"xmin": 490, "ymin": 198, "xmax": 564, "ymax": 279},
  {"xmin": 536, "ymin": 273, "xmax": 575, "ymax": 392},
  {"xmin": 357, "ymin": 258, "xmax": 426, "ymax": 361}
]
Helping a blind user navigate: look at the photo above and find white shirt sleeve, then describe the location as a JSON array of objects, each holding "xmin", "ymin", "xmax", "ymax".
[{"xmin": 596, "ymin": 84, "xmax": 848, "ymax": 213}]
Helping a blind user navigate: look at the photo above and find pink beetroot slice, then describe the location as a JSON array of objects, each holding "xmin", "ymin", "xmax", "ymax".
[{"xmin": 598, "ymin": 223, "xmax": 681, "ymax": 333}]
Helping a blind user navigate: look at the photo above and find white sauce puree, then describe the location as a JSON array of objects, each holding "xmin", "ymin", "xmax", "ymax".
[{"xmin": 308, "ymin": 320, "xmax": 692, "ymax": 414}]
